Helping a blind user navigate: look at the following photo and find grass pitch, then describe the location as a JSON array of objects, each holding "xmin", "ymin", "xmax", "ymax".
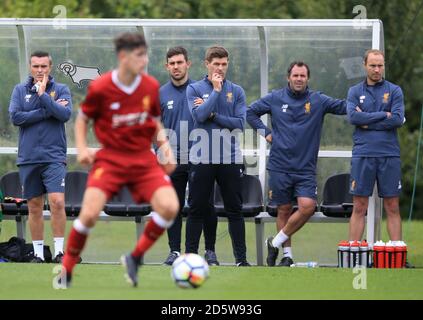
[
  {"xmin": 1, "ymin": 219, "xmax": 422, "ymax": 300},
  {"xmin": 0, "ymin": 263, "xmax": 422, "ymax": 300}
]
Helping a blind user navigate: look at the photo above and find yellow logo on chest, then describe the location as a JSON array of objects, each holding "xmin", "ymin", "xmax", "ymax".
[
  {"xmin": 226, "ymin": 92, "xmax": 233, "ymax": 103},
  {"xmin": 304, "ymin": 102, "xmax": 311, "ymax": 114},
  {"xmin": 383, "ymin": 93, "xmax": 389, "ymax": 103}
]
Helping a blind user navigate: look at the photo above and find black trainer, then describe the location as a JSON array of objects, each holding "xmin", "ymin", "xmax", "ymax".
[
  {"xmin": 53, "ymin": 252, "xmax": 82, "ymax": 264},
  {"xmin": 121, "ymin": 254, "xmax": 141, "ymax": 287},
  {"xmin": 278, "ymin": 257, "xmax": 294, "ymax": 267},
  {"xmin": 52, "ymin": 252, "xmax": 64, "ymax": 264},
  {"xmin": 265, "ymin": 236, "xmax": 279, "ymax": 266},
  {"xmin": 163, "ymin": 251, "xmax": 180, "ymax": 266},
  {"xmin": 204, "ymin": 250, "xmax": 220, "ymax": 266},
  {"xmin": 30, "ymin": 256, "xmax": 45, "ymax": 263},
  {"xmin": 236, "ymin": 261, "xmax": 251, "ymax": 267}
]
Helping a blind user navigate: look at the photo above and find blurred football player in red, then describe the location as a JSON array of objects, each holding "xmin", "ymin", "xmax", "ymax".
[{"xmin": 60, "ymin": 32, "xmax": 178, "ymax": 287}]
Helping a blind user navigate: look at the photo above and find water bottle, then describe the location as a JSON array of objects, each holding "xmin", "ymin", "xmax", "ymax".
[
  {"xmin": 337, "ymin": 240, "xmax": 350, "ymax": 268},
  {"xmin": 385, "ymin": 240, "xmax": 395, "ymax": 269},
  {"xmin": 359, "ymin": 240, "xmax": 369, "ymax": 268},
  {"xmin": 373, "ymin": 240, "xmax": 385, "ymax": 268},
  {"xmin": 394, "ymin": 241, "xmax": 407, "ymax": 268},
  {"xmin": 349, "ymin": 240, "xmax": 360, "ymax": 268},
  {"xmin": 290, "ymin": 261, "xmax": 319, "ymax": 268}
]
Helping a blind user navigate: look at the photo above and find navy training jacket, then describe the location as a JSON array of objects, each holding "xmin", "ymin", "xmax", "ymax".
[
  {"xmin": 346, "ymin": 79, "xmax": 404, "ymax": 158},
  {"xmin": 187, "ymin": 76, "xmax": 246, "ymax": 164},
  {"xmin": 247, "ymin": 85, "xmax": 346, "ymax": 174},
  {"xmin": 9, "ymin": 76, "xmax": 72, "ymax": 165},
  {"xmin": 159, "ymin": 79, "xmax": 195, "ymax": 164}
]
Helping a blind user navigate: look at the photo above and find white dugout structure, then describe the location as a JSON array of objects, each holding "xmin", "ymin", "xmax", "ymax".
[{"xmin": 0, "ymin": 19, "xmax": 385, "ymax": 265}]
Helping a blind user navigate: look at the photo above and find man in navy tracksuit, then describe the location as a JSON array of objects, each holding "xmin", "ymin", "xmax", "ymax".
[
  {"xmin": 159, "ymin": 47, "xmax": 219, "ymax": 266},
  {"xmin": 347, "ymin": 49, "xmax": 405, "ymax": 246},
  {"xmin": 247, "ymin": 61, "xmax": 346, "ymax": 266},
  {"xmin": 9, "ymin": 51, "xmax": 72, "ymax": 263},
  {"xmin": 186, "ymin": 46, "xmax": 250, "ymax": 266}
]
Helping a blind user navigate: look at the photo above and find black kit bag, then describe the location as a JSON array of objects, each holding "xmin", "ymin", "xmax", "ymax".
[
  {"xmin": 0, "ymin": 236, "xmax": 52, "ymax": 262},
  {"xmin": 0, "ymin": 236, "xmax": 26, "ymax": 262}
]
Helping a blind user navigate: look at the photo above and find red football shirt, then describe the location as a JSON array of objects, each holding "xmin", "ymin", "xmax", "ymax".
[{"xmin": 80, "ymin": 70, "xmax": 160, "ymax": 159}]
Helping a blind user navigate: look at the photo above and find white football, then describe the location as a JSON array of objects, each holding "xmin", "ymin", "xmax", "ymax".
[{"xmin": 171, "ymin": 253, "xmax": 210, "ymax": 289}]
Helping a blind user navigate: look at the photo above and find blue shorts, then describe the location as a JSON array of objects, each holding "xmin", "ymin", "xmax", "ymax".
[
  {"xmin": 350, "ymin": 157, "xmax": 402, "ymax": 197},
  {"xmin": 18, "ymin": 163, "xmax": 66, "ymax": 199},
  {"xmin": 268, "ymin": 171, "xmax": 317, "ymax": 206}
]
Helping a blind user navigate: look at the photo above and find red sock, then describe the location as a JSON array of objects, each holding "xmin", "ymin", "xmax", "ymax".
[
  {"xmin": 131, "ymin": 219, "xmax": 165, "ymax": 258},
  {"xmin": 62, "ymin": 227, "xmax": 88, "ymax": 274}
]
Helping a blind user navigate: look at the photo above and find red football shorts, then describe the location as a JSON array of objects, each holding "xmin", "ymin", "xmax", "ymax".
[{"xmin": 87, "ymin": 149, "xmax": 172, "ymax": 203}]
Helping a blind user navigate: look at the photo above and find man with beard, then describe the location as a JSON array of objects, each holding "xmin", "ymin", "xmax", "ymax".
[{"xmin": 159, "ymin": 47, "xmax": 219, "ymax": 266}]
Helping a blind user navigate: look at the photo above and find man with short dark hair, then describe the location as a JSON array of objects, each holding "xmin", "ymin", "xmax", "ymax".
[
  {"xmin": 9, "ymin": 51, "xmax": 72, "ymax": 263},
  {"xmin": 347, "ymin": 49, "xmax": 405, "ymax": 247},
  {"xmin": 159, "ymin": 46, "xmax": 219, "ymax": 266},
  {"xmin": 186, "ymin": 46, "xmax": 250, "ymax": 266},
  {"xmin": 247, "ymin": 61, "xmax": 346, "ymax": 267},
  {"xmin": 60, "ymin": 32, "xmax": 179, "ymax": 287}
]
